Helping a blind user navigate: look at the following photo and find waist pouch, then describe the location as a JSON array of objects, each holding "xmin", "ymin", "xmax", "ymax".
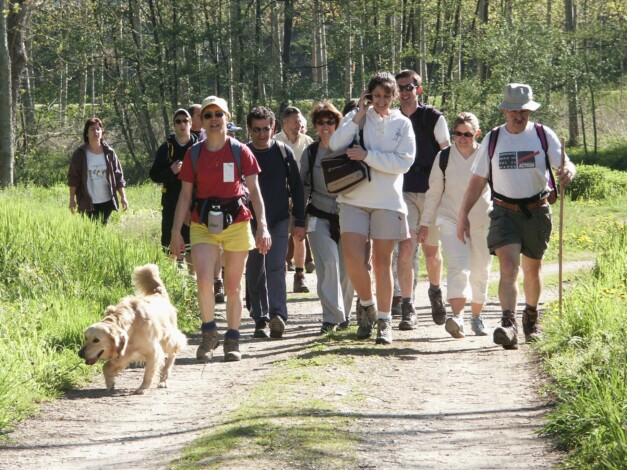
[
  {"xmin": 306, "ymin": 203, "xmax": 340, "ymax": 243},
  {"xmin": 321, "ymin": 151, "xmax": 371, "ymax": 194},
  {"xmin": 197, "ymin": 196, "xmax": 246, "ymax": 233}
]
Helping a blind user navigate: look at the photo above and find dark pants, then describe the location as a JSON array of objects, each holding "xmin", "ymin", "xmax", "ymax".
[
  {"xmin": 246, "ymin": 218, "xmax": 290, "ymax": 321},
  {"xmin": 161, "ymin": 204, "xmax": 191, "ymax": 253},
  {"xmin": 87, "ymin": 200, "xmax": 115, "ymax": 225}
]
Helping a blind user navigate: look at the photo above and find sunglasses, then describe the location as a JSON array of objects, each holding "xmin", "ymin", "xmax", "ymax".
[
  {"xmin": 453, "ymin": 131, "xmax": 474, "ymax": 138},
  {"xmin": 251, "ymin": 126, "xmax": 272, "ymax": 133},
  {"xmin": 203, "ymin": 111, "xmax": 225, "ymax": 120},
  {"xmin": 397, "ymin": 84, "xmax": 417, "ymax": 92},
  {"xmin": 174, "ymin": 119, "xmax": 189, "ymax": 125},
  {"xmin": 315, "ymin": 119, "xmax": 336, "ymax": 126}
]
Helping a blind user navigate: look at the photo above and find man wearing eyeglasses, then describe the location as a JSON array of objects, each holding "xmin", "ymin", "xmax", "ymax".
[
  {"xmin": 394, "ymin": 69, "xmax": 451, "ymax": 331},
  {"xmin": 149, "ymin": 108, "xmax": 197, "ymax": 268},
  {"xmin": 245, "ymin": 106, "xmax": 307, "ymax": 340}
]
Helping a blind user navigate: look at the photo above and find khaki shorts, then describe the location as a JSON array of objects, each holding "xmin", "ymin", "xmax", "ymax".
[
  {"xmin": 339, "ymin": 203, "xmax": 409, "ymax": 240},
  {"xmin": 190, "ymin": 220, "xmax": 255, "ymax": 252},
  {"xmin": 404, "ymin": 192, "xmax": 439, "ymax": 246},
  {"xmin": 487, "ymin": 204, "xmax": 552, "ymax": 260}
]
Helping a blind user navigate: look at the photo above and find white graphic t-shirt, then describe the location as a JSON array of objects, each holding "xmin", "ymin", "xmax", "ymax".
[
  {"xmin": 471, "ymin": 122, "xmax": 567, "ymax": 199},
  {"xmin": 86, "ymin": 151, "xmax": 112, "ymax": 204}
]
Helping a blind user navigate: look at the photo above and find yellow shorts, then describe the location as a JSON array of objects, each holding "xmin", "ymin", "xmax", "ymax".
[{"xmin": 190, "ymin": 221, "xmax": 255, "ymax": 252}]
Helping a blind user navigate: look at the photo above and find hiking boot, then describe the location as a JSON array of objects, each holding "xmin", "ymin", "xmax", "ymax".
[
  {"xmin": 375, "ymin": 318, "xmax": 393, "ymax": 345},
  {"xmin": 522, "ymin": 308, "xmax": 543, "ymax": 342},
  {"xmin": 269, "ymin": 315, "xmax": 286, "ymax": 339},
  {"xmin": 293, "ymin": 272, "xmax": 310, "ymax": 293},
  {"xmin": 398, "ymin": 301, "xmax": 417, "ymax": 330},
  {"xmin": 253, "ymin": 319, "xmax": 270, "ymax": 338},
  {"xmin": 493, "ymin": 312, "xmax": 519, "ymax": 350},
  {"xmin": 338, "ymin": 311, "xmax": 351, "ymax": 330},
  {"xmin": 223, "ymin": 337, "xmax": 241, "ymax": 362},
  {"xmin": 429, "ymin": 288, "xmax": 447, "ymax": 325},
  {"xmin": 286, "ymin": 261, "xmax": 295, "ymax": 271},
  {"xmin": 391, "ymin": 296, "xmax": 402, "ymax": 318},
  {"xmin": 354, "ymin": 299, "xmax": 362, "ymax": 323},
  {"xmin": 320, "ymin": 322, "xmax": 337, "ymax": 334},
  {"xmin": 197, "ymin": 329, "xmax": 219, "ymax": 362},
  {"xmin": 470, "ymin": 316, "xmax": 488, "ymax": 336},
  {"xmin": 305, "ymin": 261, "xmax": 316, "ymax": 273},
  {"xmin": 214, "ymin": 278, "xmax": 225, "ymax": 303},
  {"xmin": 445, "ymin": 315, "xmax": 465, "ymax": 339},
  {"xmin": 356, "ymin": 304, "xmax": 376, "ymax": 339}
]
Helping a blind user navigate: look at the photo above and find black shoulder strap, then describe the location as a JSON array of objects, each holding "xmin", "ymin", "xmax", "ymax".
[
  {"xmin": 307, "ymin": 142, "xmax": 320, "ymax": 198},
  {"xmin": 439, "ymin": 146, "xmax": 451, "ymax": 190},
  {"xmin": 274, "ymin": 140, "xmax": 292, "ymax": 197}
]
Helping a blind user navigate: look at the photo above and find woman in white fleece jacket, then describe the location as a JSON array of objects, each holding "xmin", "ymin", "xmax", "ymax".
[
  {"xmin": 417, "ymin": 112, "xmax": 492, "ymax": 339},
  {"xmin": 329, "ymin": 71, "xmax": 416, "ymax": 346}
]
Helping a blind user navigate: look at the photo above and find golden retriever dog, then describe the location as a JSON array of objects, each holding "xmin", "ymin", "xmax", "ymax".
[{"xmin": 78, "ymin": 264, "xmax": 187, "ymax": 394}]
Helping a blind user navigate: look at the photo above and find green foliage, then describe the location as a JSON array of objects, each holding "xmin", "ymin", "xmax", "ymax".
[
  {"xmin": 539, "ymin": 223, "xmax": 627, "ymax": 468},
  {"xmin": 0, "ymin": 185, "xmax": 198, "ymax": 433},
  {"xmin": 565, "ymin": 164, "xmax": 627, "ymax": 201}
]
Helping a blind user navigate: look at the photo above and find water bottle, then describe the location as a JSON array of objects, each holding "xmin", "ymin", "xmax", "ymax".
[{"xmin": 207, "ymin": 205, "xmax": 223, "ymax": 234}]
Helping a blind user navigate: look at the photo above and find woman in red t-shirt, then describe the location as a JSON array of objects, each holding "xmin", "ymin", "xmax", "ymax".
[{"xmin": 170, "ymin": 96, "xmax": 271, "ymax": 363}]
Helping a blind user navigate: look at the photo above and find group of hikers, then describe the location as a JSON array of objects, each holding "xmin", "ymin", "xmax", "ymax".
[{"xmin": 67, "ymin": 69, "xmax": 576, "ymax": 362}]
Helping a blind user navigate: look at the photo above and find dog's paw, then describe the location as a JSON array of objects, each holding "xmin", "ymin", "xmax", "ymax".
[
  {"xmin": 158, "ymin": 381, "xmax": 168, "ymax": 389},
  {"xmin": 133, "ymin": 388, "xmax": 149, "ymax": 395}
]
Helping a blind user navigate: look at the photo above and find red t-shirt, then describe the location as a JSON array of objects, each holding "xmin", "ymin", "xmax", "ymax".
[{"xmin": 179, "ymin": 138, "xmax": 261, "ymax": 224}]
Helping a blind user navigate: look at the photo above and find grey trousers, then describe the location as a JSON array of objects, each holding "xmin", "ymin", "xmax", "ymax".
[{"xmin": 308, "ymin": 217, "xmax": 354, "ymax": 324}]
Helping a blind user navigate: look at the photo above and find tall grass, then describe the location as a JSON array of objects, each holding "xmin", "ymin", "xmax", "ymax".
[
  {"xmin": 539, "ymin": 222, "xmax": 627, "ymax": 468},
  {"xmin": 0, "ymin": 186, "xmax": 198, "ymax": 434}
]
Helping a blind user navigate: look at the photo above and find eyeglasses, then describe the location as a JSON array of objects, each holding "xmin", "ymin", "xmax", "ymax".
[
  {"xmin": 174, "ymin": 119, "xmax": 189, "ymax": 125},
  {"xmin": 453, "ymin": 131, "xmax": 474, "ymax": 138},
  {"xmin": 203, "ymin": 111, "xmax": 225, "ymax": 120},
  {"xmin": 397, "ymin": 84, "xmax": 417, "ymax": 92},
  {"xmin": 315, "ymin": 119, "xmax": 336, "ymax": 126},
  {"xmin": 251, "ymin": 126, "xmax": 272, "ymax": 133}
]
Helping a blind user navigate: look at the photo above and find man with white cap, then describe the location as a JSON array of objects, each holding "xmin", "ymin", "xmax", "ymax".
[{"xmin": 457, "ymin": 83, "xmax": 576, "ymax": 350}]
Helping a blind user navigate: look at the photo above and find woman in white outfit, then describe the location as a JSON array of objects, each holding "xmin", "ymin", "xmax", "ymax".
[
  {"xmin": 330, "ymin": 72, "xmax": 416, "ymax": 345},
  {"xmin": 417, "ymin": 112, "xmax": 492, "ymax": 338}
]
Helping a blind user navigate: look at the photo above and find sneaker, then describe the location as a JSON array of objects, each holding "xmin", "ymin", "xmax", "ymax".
[
  {"xmin": 522, "ymin": 308, "xmax": 543, "ymax": 342},
  {"xmin": 398, "ymin": 301, "xmax": 417, "ymax": 330},
  {"xmin": 286, "ymin": 261, "xmax": 295, "ymax": 272},
  {"xmin": 320, "ymin": 322, "xmax": 337, "ymax": 334},
  {"xmin": 223, "ymin": 337, "xmax": 241, "ymax": 362},
  {"xmin": 470, "ymin": 316, "xmax": 488, "ymax": 336},
  {"xmin": 356, "ymin": 304, "xmax": 376, "ymax": 339},
  {"xmin": 493, "ymin": 312, "xmax": 519, "ymax": 349},
  {"xmin": 214, "ymin": 278, "xmax": 225, "ymax": 303},
  {"xmin": 445, "ymin": 315, "xmax": 465, "ymax": 339},
  {"xmin": 375, "ymin": 318, "xmax": 393, "ymax": 345},
  {"xmin": 197, "ymin": 329, "xmax": 219, "ymax": 362},
  {"xmin": 269, "ymin": 315, "xmax": 286, "ymax": 339},
  {"xmin": 293, "ymin": 272, "xmax": 310, "ymax": 293},
  {"xmin": 338, "ymin": 311, "xmax": 351, "ymax": 330},
  {"xmin": 305, "ymin": 261, "xmax": 316, "ymax": 273},
  {"xmin": 391, "ymin": 296, "xmax": 402, "ymax": 318},
  {"xmin": 253, "ymin": 319, "xmax": 270, "ymax": 338},
  {"xmin": 429, "ymin": 288, "xmax": 447, "ymax": 325}
]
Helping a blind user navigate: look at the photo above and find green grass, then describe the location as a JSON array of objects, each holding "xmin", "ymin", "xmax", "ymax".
[
  {"xmin": 170, "ymin": 336, "xmax": 361, "ymax": 469},
  {"xmin": 0, "ymin": 184, "xmax": 198, "ymax": 435},
  {"xmin": 537, "ymin": 222, "xmax": 627, "ymax": 468}
]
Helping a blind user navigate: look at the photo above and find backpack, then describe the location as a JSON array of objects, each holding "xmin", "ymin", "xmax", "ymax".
[
  {"xmin": 487, "ymin": 123, "xmax": 557, "ymax": 205},
  {"xmin": 438, "ymin": 146, "xmax": 452, "ymax": 190}
]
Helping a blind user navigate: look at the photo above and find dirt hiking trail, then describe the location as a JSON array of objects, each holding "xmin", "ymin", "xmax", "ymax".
[{"xmin": 0, "ymin": 260, "xmax": 593, "ymax": 469}]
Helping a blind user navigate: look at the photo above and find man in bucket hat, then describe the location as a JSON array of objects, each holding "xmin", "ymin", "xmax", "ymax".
[{"xmin": 457, "ymin": 83, "xmax": 576, "ymax": 349}]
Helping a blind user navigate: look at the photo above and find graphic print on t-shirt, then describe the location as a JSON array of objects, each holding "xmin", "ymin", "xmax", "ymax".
[{"xmin": 499, "ymin": 150, "xmax": 540, "ymax": 170}]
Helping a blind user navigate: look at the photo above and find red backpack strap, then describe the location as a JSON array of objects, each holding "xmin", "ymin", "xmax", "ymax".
[
  {"xmin": 487, "ymin": 126, "xmax": 500, "ymax": 159},
  {"xmin": 534, "ymin": 123, "xmax": 557, "ymax": 195}
]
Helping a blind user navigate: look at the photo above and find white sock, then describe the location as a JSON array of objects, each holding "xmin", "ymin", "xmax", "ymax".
[
  {"xmin": 377, "ymin": 311, "xmax": 391, "ymax": 321},
  {"xmin": 360, "ymin": 298, "xmax": 375, "ymax": 308}
]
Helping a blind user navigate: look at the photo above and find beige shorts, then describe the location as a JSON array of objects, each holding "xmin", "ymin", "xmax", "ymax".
[
  {"xmin": 404, "ymin": 192, "xmax": 440, "ymax": 246},
  {"xmin": 339, "ymin": 203, "xmax": 409, "ymax": 240}
]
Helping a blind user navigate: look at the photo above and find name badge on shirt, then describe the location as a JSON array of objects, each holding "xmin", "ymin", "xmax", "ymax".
[{"xmin": 223, "ymin": 162, "xmax": 235, "ymax": 182}]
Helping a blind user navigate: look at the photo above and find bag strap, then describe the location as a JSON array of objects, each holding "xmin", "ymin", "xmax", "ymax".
[
  {"xmin": 307, "ymin": 142, "xmax": 320, "ymax": 198},
  {"xmin": 274, "ymin": 140, "xmax": 292, "ymax": 197},
  {"xmin": 438, "ymin": 146, "xmax": 451, "ymax": 191},
  {"xmin": 534, "ymin": 123, "xmax": 556, "ymax": 194},
  {"xmin": 487, "ymin": 126, "xmax": 501, "ymax": 200}
]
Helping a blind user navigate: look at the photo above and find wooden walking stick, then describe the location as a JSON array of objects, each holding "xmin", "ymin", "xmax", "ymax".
[{"xmin": 558, "ymin": 138, "xmax": 566, "ymax": 316}]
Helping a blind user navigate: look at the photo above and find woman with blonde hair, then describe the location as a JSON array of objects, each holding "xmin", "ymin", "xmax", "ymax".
[{"xmin": 417, "ymin": 112, "xmax": 492, "ymax": 338}]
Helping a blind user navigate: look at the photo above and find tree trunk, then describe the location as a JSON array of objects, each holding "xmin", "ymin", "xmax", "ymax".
[
  {"xmin": 281, "ymin": 0, "xmax": 294, "ymax": 110},
  {"xmin": 0, "ymin": 0, "xmax": 14, "ymax": 187},
  {"xmin": 564, "ymin": 0, "xmax": 580, "ymax": 145},
  {"xmin": 476, "ymin": 0, "xmax": 488, "ymax": 82}
]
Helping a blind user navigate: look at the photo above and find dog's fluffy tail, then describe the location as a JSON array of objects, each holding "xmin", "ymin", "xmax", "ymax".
[{"xmin": 132, "ymin": 264, "xmax": 168, "ymax": 297}]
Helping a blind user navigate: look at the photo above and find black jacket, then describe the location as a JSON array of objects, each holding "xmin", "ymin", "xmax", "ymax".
[{"xmin": 149, "ymin": 133, "xmax": 197, "ymax": 207}]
